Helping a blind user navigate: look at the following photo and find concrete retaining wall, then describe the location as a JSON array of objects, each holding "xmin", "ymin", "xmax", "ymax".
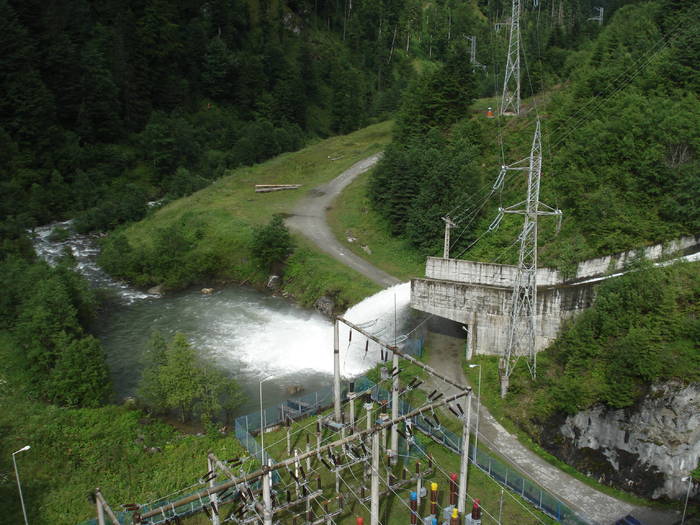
[
  {"xmin": 425, "ymin": 257, "xmax": 561, "ymax": 287},
  {"xmin": 572, "ymin": 235, "xmax": 700, "ymax": 282},
  {"xmin": 412, "ymin": 236, "xmax": 700, "ymax": 356},
  {"xmin": 411, "ymin": 278, "xmax": 596, "ymax": 356}
]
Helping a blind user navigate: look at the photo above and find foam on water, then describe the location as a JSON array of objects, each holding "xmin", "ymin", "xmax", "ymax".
[
  {"xmin": 31, "ymin": 221, "xmax": 154, "ymax": 303},
  {"xmin": 32, "ymin": 220, "xmax": 418, "ymax": 410},
  {"xmin": 339, "ymin": 282, "xmax": 413, "ymax": 376},
  {"xmin": 191, "ymin": 282, "xmax": 413, "ymax": 380}
]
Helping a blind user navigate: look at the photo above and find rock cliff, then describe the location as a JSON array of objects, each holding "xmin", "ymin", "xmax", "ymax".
[{"xmin": 543, "ymin": 381, "xmax": 699, "ymax": 500}]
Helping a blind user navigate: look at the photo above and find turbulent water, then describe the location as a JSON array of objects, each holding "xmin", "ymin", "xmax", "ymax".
[{"xmin": 32, "ymin": 222, "xmax": 414, "ymax": 415}]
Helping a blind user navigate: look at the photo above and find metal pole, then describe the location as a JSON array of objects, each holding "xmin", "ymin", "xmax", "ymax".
[
  {"xmin": 681, "ymin": 476, "xmax": 693, "ymax": 524},
  {"xmin": 334, "ymin": 319, "xmax": 342, "ymax": 423},
  {"xmin": 139, "ymin": 390, "xmax": 468, "ymax": 520},
  {"xmin": 95, "ymin": 489, "xmax": 121, "ymax": 525},
  {"xmin": 97, "ymin": 495, "xmax": 105, "ymax": 525},
  {"xmin": 349, "ymin": 392, "xmax": 356, "ymax": 430},
  {"xmin": 262, "ymin": 463, "xmax": 273, "ymax": 525},
  {"xmin": 260, "ymin": 380, "xmax": 265, "ymax": 465},
  {"xmin": 12, "ymin": 448, "xmax": 29, "ymax": 525},
  {"xmin": 371, "ymin": 431, "xmax": 380, "ymax": 525},
  {"xmin": 457, "ymin": 391, "xmax": 472, "ymax": 515},
  {"xmin": 207, "ymin": 457, "xmax": 220, "ymax": 525},
  {"xmin": 259, "ymin": 375, "xmax": 274, "ymax": 466},
  {"xmin": 498, "ymin": 487, "xmax": 504, "ymax": 524},
  {"xmin": 470, "ymin": 365, "xmax": 482, "ymax": 463},
  {"xmin": 390, "ymin": 351, "xmax": 400, "ymax": 465},
  {"xmin": 338, "ymin": 316, "xmax": 467, "ymax": 392}
]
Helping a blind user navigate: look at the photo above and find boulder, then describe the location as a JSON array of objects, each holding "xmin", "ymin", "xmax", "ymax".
[
  {"xmin": 314, "ymin": 296, "xmax": 335, "ymax": 318},
  {"xmin": 201, "ymin": 287, "xmax": 214, "ymax": 294},
  {"xmin": 267, "ymin": 275, "xmax": 281, "ymax": 290},
  {"xmin": 148, "ymin": 284, "xmax": 165, "ymax": 295}
]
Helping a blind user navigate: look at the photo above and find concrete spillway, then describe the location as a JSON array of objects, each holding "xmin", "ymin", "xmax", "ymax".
[{"xmin": 411, "ymin": 235, "xmax": 700, "ymax": 357}]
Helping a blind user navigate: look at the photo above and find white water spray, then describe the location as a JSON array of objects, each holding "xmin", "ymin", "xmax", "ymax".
[
  {"xmin": 208, "ymin": 282, "xmax": 413, "ymax": 380},
  {"xmin": 339, "ymin": 281, "xmax": 413, "ymax": 377}
]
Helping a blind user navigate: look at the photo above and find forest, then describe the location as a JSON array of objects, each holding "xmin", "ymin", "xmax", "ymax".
[{"xmin": 369, "ymin": 0, "xmax": 699, "ymax": 268}]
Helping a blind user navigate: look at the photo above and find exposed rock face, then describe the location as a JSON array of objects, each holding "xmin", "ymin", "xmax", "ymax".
[
  {"xmin": 314, "ymin": 296, "xmax": 335, "ymax": 318},
  {"xmin": 549, "ymin": 381, "xmax": 699, "ymax": 500}
]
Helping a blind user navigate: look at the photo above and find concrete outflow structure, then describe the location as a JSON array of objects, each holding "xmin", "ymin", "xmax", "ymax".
[{"xmin": 411, "ymin": 235, "xmax": 700, "ymax": 359}]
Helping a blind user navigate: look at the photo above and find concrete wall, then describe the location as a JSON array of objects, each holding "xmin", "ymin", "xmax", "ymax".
[
  {"xmin": 425, "ymin": 257, "xmax": 561, "ymax": 287},
  {"xmin": 412, "ymin": 235, "xmax": 700, "ymax": 357},
  {"xmin": 572, "ymin": 235, "xmax": 700, "ymax": 282},
  {"xmin": 426, "ymin": 236, "xmax": 700, "ymax": 287},
  {"xmin": 411, "ymin": 278, "xmax": 595, "ymax": 356}
]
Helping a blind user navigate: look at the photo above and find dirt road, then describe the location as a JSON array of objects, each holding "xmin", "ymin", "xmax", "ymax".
[{"xmin": 285, "ymin": 153, "xmax": 400, "ymax": 289}]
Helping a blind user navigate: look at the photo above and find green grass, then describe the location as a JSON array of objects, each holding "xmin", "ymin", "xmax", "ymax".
[
  {"xmin": 107, "ymin": 121, "xmax": 393, "ymax": 305},
  {"xmin": 130, "ymin": 120, "xmax": 393, "ymax": 236},
  {"xmin": 283, "ymin": 236, "xmax": 382, "ymax": 310},
  {"xmin": 326, "ymin": 167, "xmax": 425, "ymax": 281},
  {"xmin": 0, "ymin": 392, "xmax": 249, "ymax": 525}
]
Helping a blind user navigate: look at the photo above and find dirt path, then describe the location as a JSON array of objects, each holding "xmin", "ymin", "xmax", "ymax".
[
  {"xmin": 285, "ymin": 153, "xmax": 400, "ymax": 288},
  {"xmin": 287, "ymin": 153, "xmax": 679, "ymax": 525}
]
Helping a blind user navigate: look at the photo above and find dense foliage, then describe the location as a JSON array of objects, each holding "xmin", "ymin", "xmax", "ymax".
[
  {"xmin": 509, "ymin": 261, "xmax": 700, "ymax": 418},
  {"xmin": 0, "ymin": 0, "xmax": 418, "ymax": 234},
  {"xmin": 251, "ymin": 213, "xmax": 294, "ymax": 271},
  {"xmin": 0, "ymin": 237, "xmax": 111, "ymax": 407},
  {"xmin": 0, "ymin": 392, "xmax": 248, "ymax": 524},
  {"xmin": 138, "ymin": 332, "xmax": 245, "ymax": 425},
  {"xmin": 369, "ymin": 0, "xmax": 700, "ymax": 268}
]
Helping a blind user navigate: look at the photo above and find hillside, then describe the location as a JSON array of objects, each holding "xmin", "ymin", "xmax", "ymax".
[{"xmin": 368, "ymin": 0, "xmax": 699, "ymax": 272}]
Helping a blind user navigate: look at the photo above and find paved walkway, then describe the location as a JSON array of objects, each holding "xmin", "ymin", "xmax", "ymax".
[
  {"xmin": 421, "ymin": 335, "xmax": 678, "ymax": 525},
  {"xmin": 289, "ymin": 154, "xmax": 680, "ymax": 525}
]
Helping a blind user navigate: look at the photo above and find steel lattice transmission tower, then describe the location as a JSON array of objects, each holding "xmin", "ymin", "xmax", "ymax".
[
  {"xmin": 498, "ymin": 120, "xmax": 562, "ymax": 398},
  {"xmin": 500, "ymin": 0, "xmax": 521, "ymax": 115}
]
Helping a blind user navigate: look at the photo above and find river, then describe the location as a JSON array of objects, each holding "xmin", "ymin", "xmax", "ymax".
[{"xmin": 32, "ymin": 222, "xmax": 414, "ymax": 416}]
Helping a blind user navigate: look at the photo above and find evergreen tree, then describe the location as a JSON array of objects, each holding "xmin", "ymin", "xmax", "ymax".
[
  {"xmin": 77, "ymin": 25, "xmax": 123, "ymax": 143},
  {"xmin": 203, "ymin": 36, "xmax": 234, "ymax": 101},
  {"xmin": 251, "ymin": 214, "xmax": 294, "ymax": 271}
]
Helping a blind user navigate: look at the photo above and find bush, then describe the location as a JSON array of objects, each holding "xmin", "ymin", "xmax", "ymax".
[
  {"xmin": 138, "ymin": 332, "xmax": 245, "ymax": 424},
  {"xmin": 251, "ymin": 214, "xmax": 293, "ymax": 272}
]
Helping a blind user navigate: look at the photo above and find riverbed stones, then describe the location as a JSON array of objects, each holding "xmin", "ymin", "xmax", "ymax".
[
  {"xmin": 148, "ymin": 284, "xmax": 165, "ymax": 295},
  {"xmin": 314, "ymin": 295, "xmax": 335, "ymax": 318}
]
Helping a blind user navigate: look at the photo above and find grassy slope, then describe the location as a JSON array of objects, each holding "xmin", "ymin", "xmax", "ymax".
[
  {"xmin": 117, "ymin": 121, "xmax": 392, "ymax": 308},
  {"xmin": 326, "ymin": 168, "xmax": 425, "ymax": 281},
  {"xmin": 0, "ymin": 390, "xmax": 248, "ymax": 525}
]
